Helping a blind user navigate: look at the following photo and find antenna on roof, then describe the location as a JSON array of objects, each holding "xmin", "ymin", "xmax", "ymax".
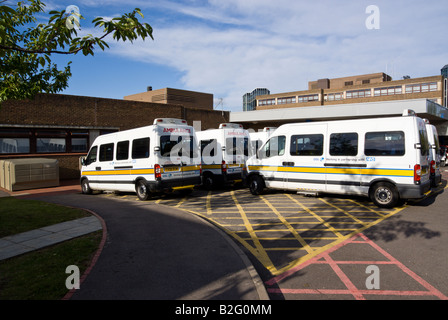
[{"xmin": 215, "ymin": 98, "xmax": 224, "ymax": 116}]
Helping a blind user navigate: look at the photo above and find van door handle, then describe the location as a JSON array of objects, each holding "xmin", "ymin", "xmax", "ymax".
[
  {"xmin": 282, "ymin": 162, "xmax": 294, "ymax": 166},
  {"xmin": 95, "ymin": 167, "xmax": 101, "ymax": 171}
]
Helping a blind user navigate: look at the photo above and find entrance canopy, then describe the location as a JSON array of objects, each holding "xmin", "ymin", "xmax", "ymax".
[{"xmin": 230, "ymin": 99, "xmax": 448, "ymax": 128}]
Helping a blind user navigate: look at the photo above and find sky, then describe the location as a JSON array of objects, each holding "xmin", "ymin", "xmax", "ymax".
[{"xmin": 36, "ymin": 0, "xmax": 448, "ymax": 112}]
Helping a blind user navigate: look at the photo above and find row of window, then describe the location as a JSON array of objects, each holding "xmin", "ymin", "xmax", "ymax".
[
  {"xmin": 346, "ymin": 89, "xmax": 371, "ymax": 99},
  {"xmin": 260, "ymin": 131, "xmax": 412, "ymax": 158},
  {"xmin": 85, "ymin": 136, "xmax": 198, "ymax": 165},
  {"xmin": 86, "ymin": 137, "xmax": 150, "ymax": 165},
  {"xmin": 258, "ymin": 81, "xmax": 439, "ymax": 106},
  {"xmin": 0, "ymin": 128, "xmax": 92, "ymax": 154}
]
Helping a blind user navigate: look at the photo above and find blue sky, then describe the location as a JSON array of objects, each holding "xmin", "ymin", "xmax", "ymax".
[{"xmin": 40, "ymin": 0, "xmax": 448, "ymax": 111}]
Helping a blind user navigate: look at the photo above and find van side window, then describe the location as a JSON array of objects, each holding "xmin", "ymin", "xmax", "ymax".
[
  {"xmin": 116, "ymin": 141, "xmax": 130, "ymax": 160},
  {"xmin": 99, "ymin": 143, "xmax": 114, "ymax": 162},
  {"xmin": 260, "ymin": 136, "xmax": 286, "ymax": 158},
  {"xmin": 132, "ymin": 137, "xmax": 150, "ymax": 159},
  {"xmin": 201, "ymin": 139, "xmax": 217, "ymax": 157},
  {"xmin": 85, "ymin": 146, "xmax": 97, "ymax": 165},
  {"xmin": 365, "ymin": 131, "xmax": 405, "ymax": 156},
  {"xmin": 330, "ymin": 133, "xmax": 358, "ymax": 156},
  {"xmin": 418, "ymin": 127, "xmax": 429, "ymax": 156},
  {"xmin": 290, "ymin": 134, "xmax": 323, "ymax": 156}
]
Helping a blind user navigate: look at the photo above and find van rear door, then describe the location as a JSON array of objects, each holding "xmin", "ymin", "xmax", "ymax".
[
  {"xmin": 159, "ymin": 131, "xmax": 200, "ymax": 188},
  {"xmin": 416, "ymin": 118, "xmax": 431, "ymax": 186}
]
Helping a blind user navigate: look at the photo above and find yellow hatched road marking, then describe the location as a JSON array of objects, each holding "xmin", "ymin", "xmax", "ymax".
[
  {"xmin": 230, "ymin": 191, "xmax": 277, "ymax": 274},
  {"xmin": 285, "ymin": 194, "xmax": 345, "ymax": 239},
  {"xmin": 260, "ymin": 195, "xmax": 314, "ymax": 255},
  {"xmin": 206, "ymin": 191, "xmax": 212, "ymax": 215},
  {"xmin": 153, "ymin": 187, "xmax": 410, "ymax": 277},
  {"xmin": 318, "ymin": 198, "xmax": 366, "ymax": 225},
  {"xmin": 273, "ymin": 205, "xmax": 407, "ymax": 276}
]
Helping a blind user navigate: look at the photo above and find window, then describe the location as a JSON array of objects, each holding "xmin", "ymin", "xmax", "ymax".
[
  {"xmin": 226, "ymin": 137, "xmax": 249, "ymax": 157},
  {"xmin": 418, "ymin": 126, "xmax": 429, "ymax": 157},
  {"xmin": 200, "ymin": 139, "xmax": 217, "ymax": 157},
  {"xmin": 0, "ymin": 138, "xmax": 30, "ymax": 154},
  {"xmin": 365, "ymin": 131, "xmax": 405, "ymax": 156},
  {"xmin": 298, "ymin": 94, "xmax": 319, "ymax": 103},
  {"xmin": 160, "ymin": 135, "xmax": 196, "ymax": 158},
  {"xmin": 259, "ymin": 136, "xmax": 286, "ymax": 158},
  {"xmin": 330, "ymin": 133, "xmax": 358, "ymax": 156},
  {"xmin": 84, "ymin": 146, "xmax": 98, "ymax": 165},
  {"xmin": 132, "ymin": 137, "xmax": 150, "ymax": 159},
  {"xmin": 346, "ymin": 89, "xmax": 371, "ymax": 99},
  {"xmin": 70, "ymin": 130, "xmax": 89, "ymax": 153},
  {"xmin": 99, "ymin": 143, "xmax": 114, "ymax": 162},
  {"xmin": 405, "ymin": 82, "xmax": 438, "ymax": 94},
  {"xmin": 290, "ymin": 134, "xmax": 324, "ymax": 156},
  {"xmin": 71, "ymin": 138, "xmax": 88, "ymax": 152},
  {"xmin": 362, "ymin": 79, "xmax": 370, "ymax": 84},
  {"xmin": 258, "ymin": 98, "xmax": 276, "ymax": 106},
  {"xmin": 374, "ymin": 86, "xmax": 402, "ymax": 96},
  {"xmin": 37, "ymin": 138, "xmax": 66, "ymax": 153},
  {"xmin": 116, "ymin": 140, "xmax": 130, "ymax": 160},
  {"xmin": 325, "ymin": 93, "xmax": 343, "ymax": 101},
  {"xmin": 36, "ymin": 130, "xmax": 67, "ymax": 153},
  {"xmin": 345, "ymin": 81, "xmax": 353, "ymax": 86},
  {"xmin": 277, "ymin": 97, "xmax": 296, "ymax": 104}
]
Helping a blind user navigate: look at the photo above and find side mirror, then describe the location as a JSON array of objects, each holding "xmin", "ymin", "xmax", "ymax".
[{"xmin": 80, "ymin": 156, "xmax": 86, "ymax": 166}]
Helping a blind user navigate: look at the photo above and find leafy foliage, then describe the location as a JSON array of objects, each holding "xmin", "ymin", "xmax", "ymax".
[{"xmin": 0, "ymin": 0, "xmax": 153, "ymax": 103}]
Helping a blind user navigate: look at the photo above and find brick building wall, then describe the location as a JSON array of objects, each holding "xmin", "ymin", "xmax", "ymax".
[
  {"xmin": 0, "ymin": 93, "xmax": 229, "ymax": 180},
  {"xmin": 256, "ymin": 75, "xmax": 444, "ymax": 110}
]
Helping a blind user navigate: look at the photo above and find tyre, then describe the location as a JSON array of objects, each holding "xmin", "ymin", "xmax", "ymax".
[
  {"xmin": 136, "ymin": 180, "xmax": 151, "ymax": 201},
  {"xmin": 370, "ymin": 182, "xmax": 399, "ymax": 208},
  {"xmin": 203, "ymin": 174, "xmax": 214, "ymax": 190},
  {"xmin": 249, "ymin": 175, "xmax": 265, "ymax": 195},
  {"xmin": 81, "ymin": 179, "xmax": 92, "ymax": 195}
]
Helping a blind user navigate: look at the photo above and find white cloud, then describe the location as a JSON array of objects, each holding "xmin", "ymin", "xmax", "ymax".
[{"xmin": 69, "ymin": 0, "xmax": 448, "ymax": 111}]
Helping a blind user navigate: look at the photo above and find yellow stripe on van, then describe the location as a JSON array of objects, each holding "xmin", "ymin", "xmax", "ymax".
[
  {"xmin": 249, "ymin": 165, "xmax": 413, "ymax": 177},
  {"xmin": 202, "ymin": 164, "xmax": 221, "ymax": 170},
  {"xmin": 361, "ymin": 168, "xmax": 413, "ymax": 177},
  {"xmin": 83, "ymin": 168, "xmax": 154, "ymax": 176},
  {"xmin": 181, "ymin": 165, "xmax": 201, "ymax": 172}
]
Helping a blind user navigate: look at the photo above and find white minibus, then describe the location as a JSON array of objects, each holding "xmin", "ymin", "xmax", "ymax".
[
  {"xmin": 425, "ymin": 120, "xmax": 442, "ymax": 187},
  {"xmin": 247, "ymin": 110, "xmax": 432, "ymax": 208},
  {"xmin": 196, "ymin": 123, "xmax": 250, "ymax": 189},
  {"xmin": 80, "ymin": 118, "xmax": 201, "ymax": 200}
]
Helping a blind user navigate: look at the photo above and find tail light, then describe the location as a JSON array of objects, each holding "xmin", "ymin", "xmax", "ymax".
[
  {"xmin": 414, "ymin": 164, "xmax": 421, "ymax": 184},
  {"xmin": 221, "ymin": 160, "xmax": 227, "ymax": 174},
  {"xmin": 430, "ymin": 160, "xmax": 436, "ymax": 174},
  {"xmin": 154, "ymin": 164, "xmax": 161, "ymax": 179}
]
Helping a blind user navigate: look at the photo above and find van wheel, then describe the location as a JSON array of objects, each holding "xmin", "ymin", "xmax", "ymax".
[
  {"xmin": 81, "ymin": 179, "xmax": 92, "ymax": 195},
  {"xmin": 136, "ymin": 180, "xmax": 151, "ymax": 201},
  {"xmin": 370, "ymin": 182, "xmax": 399, "ymax": 208},
  {"xmin": 203, "ymin": 174, "xmax": 214, "ymax": 190},
  {"xmin": 249, "ymin": 175, "xmax": 265, "ymax": 195}
]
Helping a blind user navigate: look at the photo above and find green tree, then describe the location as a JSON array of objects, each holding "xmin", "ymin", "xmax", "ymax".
[{"xmin": 0, "ymin": 0, "xmax": 153, "ymax": 103}]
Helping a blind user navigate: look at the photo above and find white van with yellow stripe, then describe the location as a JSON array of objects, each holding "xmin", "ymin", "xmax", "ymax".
[
  {"xmin": 247, "ymin": 110, "xmax": 432, "ymax": 208},
  {"xmin": 197, "ymin": 123, "xmax": 250, "ymax": 189},
  {"xmin": 80, "ymin": 118, "xmax": 201, "ymax": 200}
]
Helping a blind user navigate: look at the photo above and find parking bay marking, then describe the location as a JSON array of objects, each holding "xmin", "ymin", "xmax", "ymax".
[{"xmin": 155, "ymin": 190, "xmax": 407, "ymax": 276}]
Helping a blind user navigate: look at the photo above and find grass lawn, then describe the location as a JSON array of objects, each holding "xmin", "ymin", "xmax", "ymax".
[{"xmin": 0, "ymin": 197, "xmax": 103, "ymax": 300}]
